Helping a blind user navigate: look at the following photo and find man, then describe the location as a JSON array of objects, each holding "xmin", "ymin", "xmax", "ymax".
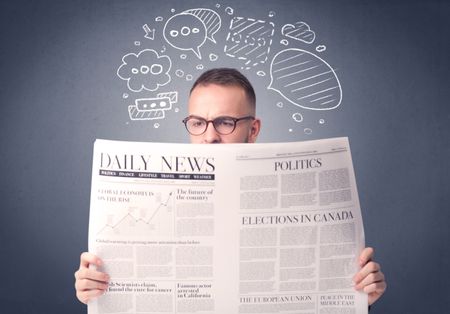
[{"xmin": 75, "ymin": 68, "xmax": 386, "ymax": 306}]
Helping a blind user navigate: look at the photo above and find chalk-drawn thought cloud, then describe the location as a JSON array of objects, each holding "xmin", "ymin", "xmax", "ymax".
[
  {"xmin": 268, "ymin": 48, "xmax": 342, "ymax": 110},
  {"xmin": 224, "ymin": 17, "xmax": 275, "ymax": 68},
  {"xmin": 163, "ymin": 8, "xmax": 221, "ymax": 59},
  {"xmin": 117, "ymin": 49, "xmax": 171, "ymax": 92},
  {"xmin": 281, "ymin": 22, "xmax": 315, "ymax": 44}
]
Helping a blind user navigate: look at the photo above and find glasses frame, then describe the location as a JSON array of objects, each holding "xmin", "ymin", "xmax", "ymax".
[{"xmin": 182, "ymin": 115, "xmax": 255, "ymax": 135}]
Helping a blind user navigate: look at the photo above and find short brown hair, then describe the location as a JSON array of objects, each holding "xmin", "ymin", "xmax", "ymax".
[{"xmin": 190, "ymin": 68, "xmax": 256, "ymax": 109}]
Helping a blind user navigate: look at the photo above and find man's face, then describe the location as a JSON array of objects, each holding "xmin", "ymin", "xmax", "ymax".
[{"xmin": 187, "ymin": 84, "xmax": 261, "ymax": 144}]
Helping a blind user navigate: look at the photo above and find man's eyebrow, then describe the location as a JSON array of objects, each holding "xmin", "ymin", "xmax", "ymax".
[
  {"xmin": 187, "ymin": 115, "xmax": 235, "ymax": 120},
  {"xmin": 186, "ymin": 114, "xmax": 205, "ymax": 119}
]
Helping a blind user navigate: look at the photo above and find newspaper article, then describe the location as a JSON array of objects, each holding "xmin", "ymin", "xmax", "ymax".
[{"xmin": 88, "ymin": 137, "xmax": 368, "ymax": 314}]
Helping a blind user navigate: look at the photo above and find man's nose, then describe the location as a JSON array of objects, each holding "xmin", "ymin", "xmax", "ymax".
[{"xmin": 202, "ymin": 121, "xmax": 221, "ymax": 143}]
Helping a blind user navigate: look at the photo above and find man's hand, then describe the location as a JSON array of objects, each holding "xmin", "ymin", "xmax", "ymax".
[
  {"xmin": 74, "ymin": 252, "xmax": 109, "ymax": 304},
  {"xmin": 353, "ymin": 247, "xmax": 386, "ymax": 305}
]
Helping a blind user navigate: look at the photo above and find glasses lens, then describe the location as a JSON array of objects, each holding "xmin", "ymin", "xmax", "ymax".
[
  {"xmin": 186, "ymin": 117, "xmax": 207, "ymax": 135},
  {"xmin": 213, "ymin": 117, "xmax": 236, "ymax": 135}
]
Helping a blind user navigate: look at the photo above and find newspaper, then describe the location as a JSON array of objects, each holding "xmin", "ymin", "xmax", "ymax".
[{"xmin": 88, "ymin": 137, "xmax": 368, "ymax": 314}]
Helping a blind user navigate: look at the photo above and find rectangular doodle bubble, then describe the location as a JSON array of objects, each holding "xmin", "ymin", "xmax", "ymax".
[
  {"xmin": 128, "ymin": 106, "xmax": 165, "ymax": 121},
  {"xmin": 224, "ymin": 17, "xmax": 275, "ymax": 68},
  {"xmin": 156, "ymin": 91, "xmax": 178, "ymax": 104},
  {"xmin": 135, "ymin": 97, "xmax": 172, "ymax": 111}
]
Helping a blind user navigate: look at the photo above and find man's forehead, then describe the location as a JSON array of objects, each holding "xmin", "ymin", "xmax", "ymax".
[
  {"xmin": 189, "ymin": 83, "xmax": 246, "ymax": 97},
  {"xmin": 188, "ymin": 84, "xmax": 253, "ymax": 115}
]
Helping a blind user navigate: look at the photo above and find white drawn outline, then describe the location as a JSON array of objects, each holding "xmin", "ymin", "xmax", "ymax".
[
  {"xmin": 128, "ymin": 91, "xmax": 178, "ymax": 121},
  {"xmin": 224, "ymin": 17, "xmax": 275, "ymax": 69},
  {"xmin": 183, "ymin": 8, "xmax": 221, "ymax": 44},
  {"xmin": 316, "ymin": 45, "xmax": 326, "ymax": 52},
  {"xmin": 117, "ymin": 49, "xmax": 172, "ymax": 92},
  {"xmin": 281, "ymin": 21, "xmax": 315, "ymax": 44},
  {"xmin": 292, "ymin": 112, "xmax": 303, "ymax": 122},
  {"xmin": 257, "ymin": 70, "xmax": 266, "ymax": 76},
  {"xmin": 268, "ymin": 48, "xmax": 342, "ymax": 111},
  {"xmin": 209, "ymin": 53, "xmax": 218, "ymax": 61},
  {"xmin": 143, "ymin": 24, "xmax": 156, "ymax": 40},
  {"xmin": 163, "ymin": 13, "xmax": 207, "ymax": 59},
  {"xmin": 163, "ymin": 8, "xmax": 221, "ymax": 60}
]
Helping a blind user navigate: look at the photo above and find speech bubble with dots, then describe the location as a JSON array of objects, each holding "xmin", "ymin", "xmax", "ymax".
[{"xmin": 163, "ymin": 13, "xmax": 207, "ymax": 59}]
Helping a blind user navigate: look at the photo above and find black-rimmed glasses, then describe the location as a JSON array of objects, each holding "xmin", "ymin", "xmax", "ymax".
[{"xmin": 182, "ymin": 115, "xmax": 255, "ymax": 135}]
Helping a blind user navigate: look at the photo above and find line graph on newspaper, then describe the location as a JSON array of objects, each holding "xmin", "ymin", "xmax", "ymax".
[{"xmin": 96, "ymin": 190, "xmax": 175, "ymax": 238}]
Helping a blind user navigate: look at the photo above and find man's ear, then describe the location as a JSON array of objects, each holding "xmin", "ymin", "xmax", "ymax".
[{"xmin": 248, "ymin": 118, "xmax": 261, "ymax": 143}]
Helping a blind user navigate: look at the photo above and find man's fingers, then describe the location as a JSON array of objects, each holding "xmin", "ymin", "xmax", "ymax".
[
  {"xmin": 75, "ymin": 267, "xmax": 110, "ymax": 283},
  {"xmin": 363, "ymin": 280, "xmax": 387, "ymax": 295},
  {"xmin": 354, "ymin": 269, "xmax": 384, "ymax": 290},
  {"xmin": 76, "ymin": 252, "xmax": 109, "ymax": 304},
  {"xmin": 358, "ymin": 247, "xmax": 374, "ymax": 267},
  {"xmin": 353, "ymin": 261, "xmax": 380, "ymax": 284},
  {"xmin": 75, "ymin": 277, "xmax": 109, "ymax": 292},
  {"xmin": 365, "ymin": 280, "xmax": 387, "ymax": 305},
  {"xmin": 353, "ymin": 247, "xmax": 386, "ymax": 305},
  {"xmin": 77, "ymin": 289, "xmax": 106, "ymax": 305},
  {"xmin": 80, "ymin": 252, "xmax": 103, "ymax": 269}
]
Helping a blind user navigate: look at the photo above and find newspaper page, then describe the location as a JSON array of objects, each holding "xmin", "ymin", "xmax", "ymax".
[{"xmin": 88, "ymin": 137, "xmax": 368, "ymax": 314}]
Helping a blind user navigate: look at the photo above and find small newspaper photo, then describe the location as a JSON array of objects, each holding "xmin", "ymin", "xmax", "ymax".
[{"xmin": 87, "ymin": 137, "xmax": 368, "ymax": 314}]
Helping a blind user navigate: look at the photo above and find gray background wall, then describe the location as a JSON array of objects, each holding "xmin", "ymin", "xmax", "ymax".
[{"xmin": 0, "ymin": 0, "xmax": 449, "ymax": 313}]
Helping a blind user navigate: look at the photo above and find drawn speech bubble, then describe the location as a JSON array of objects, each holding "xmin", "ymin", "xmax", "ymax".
[
  {"xmin": 268, "ymin": 48, "xmax": 342, "ymax": 110},
  {"xmin": 163, "ymin": 13, "xmax": 207, "ymax": 59},
  {"xmin": 183, "ymin": 8, "xmax": 221, "ymax": 44}
]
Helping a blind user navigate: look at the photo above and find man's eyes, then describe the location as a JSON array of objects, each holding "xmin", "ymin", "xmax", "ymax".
[
  {"xmin": 191, "ymin": 120, "xmax": 205, "ymax": 127},
  {"xmin": 189, "ymin": 117, "xmax": 234, "ymax": 128},
  {"xmin": 216, "ymin": 118, "xmax": 234, "ymax": 126}
]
